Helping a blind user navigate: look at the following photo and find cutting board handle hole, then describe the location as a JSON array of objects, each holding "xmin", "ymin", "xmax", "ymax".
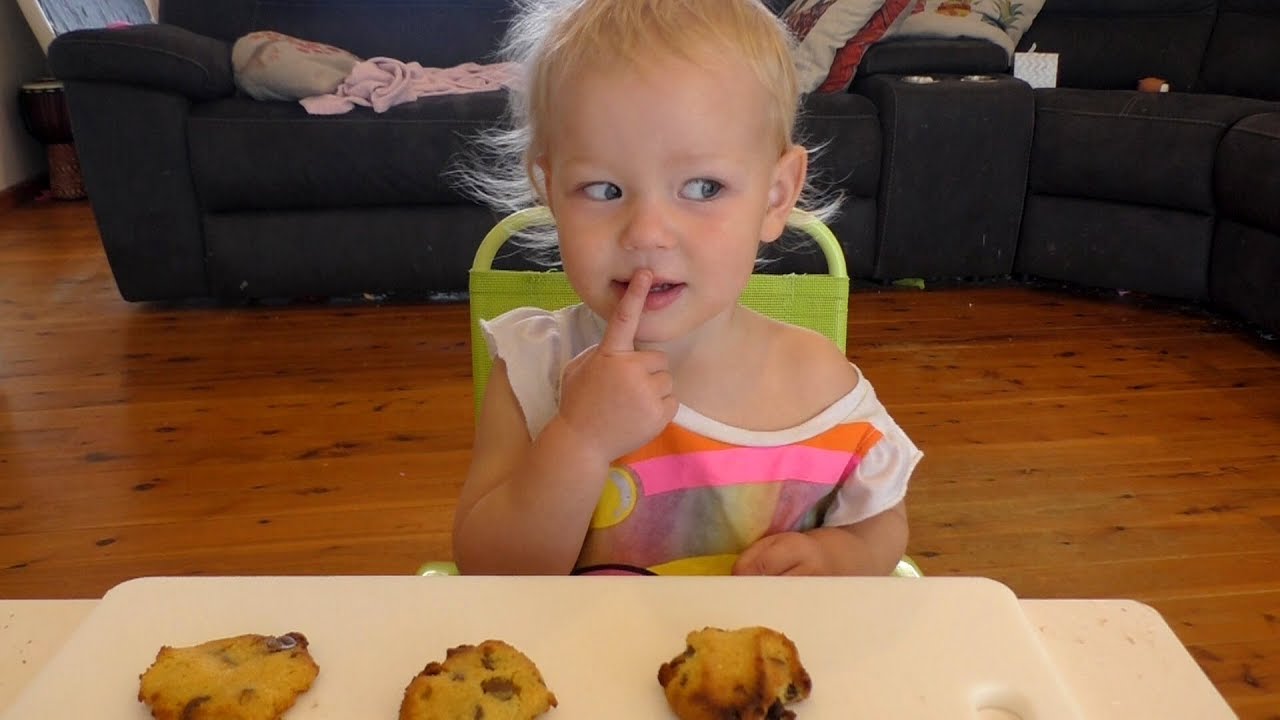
[{"xmin": 973, "ymin": 686, "xmax": 1031, "ymax": 720}]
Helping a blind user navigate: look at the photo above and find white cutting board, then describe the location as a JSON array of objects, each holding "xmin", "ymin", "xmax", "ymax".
[{"xmin": 3, "ymin": 575, "xmax": 1083, "ymax": 720}]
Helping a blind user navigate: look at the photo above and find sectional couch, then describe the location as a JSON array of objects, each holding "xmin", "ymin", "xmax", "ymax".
[{"xmin": 46, "ymin": 0, "xmax": 1280, "ymax": 335}]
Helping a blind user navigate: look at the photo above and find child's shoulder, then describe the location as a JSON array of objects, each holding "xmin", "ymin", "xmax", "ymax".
[
  {"xmin": 752, "ymin": 316, "xmax": 861, "ymax": 424},
  {"xmin": 768, "ymin": 317, "xmax": 858, "ymax": 386}
]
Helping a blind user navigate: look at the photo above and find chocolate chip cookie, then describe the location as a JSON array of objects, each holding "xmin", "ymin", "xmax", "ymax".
[
  {"xmin": 138, "ymin": 632, "xmax": 319, "ymax": 720},
  {"xmin": 657, "ymin": 626, "xmax": 811, "ymax": 720},
  {"xmin": 399, "ymin": 639, "xmax": 557, "ymax": 720}
]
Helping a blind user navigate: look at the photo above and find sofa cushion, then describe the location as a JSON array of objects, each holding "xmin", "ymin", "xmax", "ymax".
[
  {"xmin": 1016, "ymin": 194, "xmax": 1214, "ymax": 299},
  {"xmin": 798, "ymin": 91, "xmax": 882, "ymax": 199},
  {"xmin": 892, "ymin": 0, "xmax": 1046, "ymax": 57},
  {"xmin": 1216, "ymin": 112, "xmax": 1280, "ymax": 235},
  {"xmin": 794, "ymin": 91, "xmax": 883, "ymax": 278},
  {"xmin": 231, "ymin": 31, "xmax": 361, "ymax": 101},
  {"xmin": 1209, "ymin": 220, "xmax": 1280, "ymax": 334},
  {"xmin": 1199, "ymin": 0, "xmax": 1280, "ymax": 101},
  {"xmin": 1016, "ymin": 0, "xmax": 1217, "ymax": 91},
  {"xmin": 1028, "ymin": 89, "xmax": 1276, "ymax": 213},
  {"xmin": 188, "ymin": 91, "xmax": 509, "ymax": 211}
]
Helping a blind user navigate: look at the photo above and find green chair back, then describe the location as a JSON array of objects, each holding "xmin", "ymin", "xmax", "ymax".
[{"xmin": 468, "ymin": 207, "xmax": 849, "ymax": 415}]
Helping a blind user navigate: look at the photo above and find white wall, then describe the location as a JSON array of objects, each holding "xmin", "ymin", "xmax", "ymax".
[{"xmin": 1, "ymin": 0, "xmax": 48, "ymax": 192}]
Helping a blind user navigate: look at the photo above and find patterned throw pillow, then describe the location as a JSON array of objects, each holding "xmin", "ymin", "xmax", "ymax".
[
  {"xmin": 232, "ymin": 31, "xmax": 361, "ymax": 101},
  {"xmin": 783, "ymin": 0, "xmax": 894, "ymax": 93},
  {"xmin": 891, "ymin": 0, "xmax": 1046, "ymax": 57},
  {"xmin": 816, "ymin": 0, "xmax": 918, "ymax": 92}
]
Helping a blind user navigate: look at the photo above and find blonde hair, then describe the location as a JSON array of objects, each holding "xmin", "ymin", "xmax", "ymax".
[{"xmin": 453, "ymin": 0, "xmax": 840, "ymax": 256}]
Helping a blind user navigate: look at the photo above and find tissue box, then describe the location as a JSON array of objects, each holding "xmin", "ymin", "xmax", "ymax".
[{"xmin": 1014, "ymin": 50, "xmax": 1058, "ymax": 89}]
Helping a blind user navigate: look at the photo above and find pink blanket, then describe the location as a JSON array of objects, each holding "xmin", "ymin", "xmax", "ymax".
[{"xmin": 300, "ymin": 58, "xmax": 521, "ymax": 115}]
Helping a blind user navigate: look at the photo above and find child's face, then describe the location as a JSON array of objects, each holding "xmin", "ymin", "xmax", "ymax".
[{"xmin": 537, "ymin": 53, "xmax": 805, "ymax": 348}]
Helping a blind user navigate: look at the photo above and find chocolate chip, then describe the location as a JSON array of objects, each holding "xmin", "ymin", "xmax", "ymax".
[
  {"xmin": 181, "ymin": 696, "xmax": 210, "ymax": 720},
  {"xmin": 481, "ymin": 677, "xmax": 519, "ymax": 701},
  {"xmin": 266, "ymin": 633, "xmax": 303, "ymax": 652}
]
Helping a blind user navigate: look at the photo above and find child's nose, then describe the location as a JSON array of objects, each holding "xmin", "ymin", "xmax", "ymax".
[{"xmin": 620, "ymin": 199, "xmax": 674, "ymax": 251}]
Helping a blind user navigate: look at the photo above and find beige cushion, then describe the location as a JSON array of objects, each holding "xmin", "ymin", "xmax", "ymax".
[
  {"xmin": 232, "ymin": 31, "xmax": 360, "ymax": 101},
  {"xmin": 891, "ymin": 0, "xmax": 1046, "ymax": 57}
]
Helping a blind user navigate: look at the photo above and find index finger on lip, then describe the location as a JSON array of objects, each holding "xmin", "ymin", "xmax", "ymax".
[{"xmin": 600, "ymin": 269, "xmax": 651, "ymax": 353}]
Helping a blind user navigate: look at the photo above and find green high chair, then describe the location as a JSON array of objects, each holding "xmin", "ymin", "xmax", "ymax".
[{"xmin": 418, "ymin": 207, "xmax": 922, "ymax": 579}]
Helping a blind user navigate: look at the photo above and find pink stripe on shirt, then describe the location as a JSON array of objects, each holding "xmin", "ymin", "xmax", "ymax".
[{"xmin": 628, "ymin": 445, "xmax": 857, "ymax": 496}]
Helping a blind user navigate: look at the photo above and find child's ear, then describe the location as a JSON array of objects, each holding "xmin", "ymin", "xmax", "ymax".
[
  {"xmin": 533, "ymin": 155, "xmax": 554, "ymax": 209},
  {"xmin": 761, "ymin": 145, "xmax": 808, "ymax": 244}
]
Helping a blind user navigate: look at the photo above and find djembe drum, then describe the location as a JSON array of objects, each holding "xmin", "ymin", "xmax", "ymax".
[{"xmin": 19, "ymin": 78, "xmax": 86, "ymax": 200}]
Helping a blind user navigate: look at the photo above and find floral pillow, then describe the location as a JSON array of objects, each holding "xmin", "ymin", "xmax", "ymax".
[
  {"xmin": 816, "ymin": 0, "xmax": 918, "ymax": 92},
  {"xmin": 783, "ymin": 0, "xmax": 894, "ymax": 93},
  {"xmin": 890, "ymin": 0, "xmax": 1046, "ymax": 57},
  {"xmin": 232, "ymin": 31, "xmax": 361, "ymax": 101}
]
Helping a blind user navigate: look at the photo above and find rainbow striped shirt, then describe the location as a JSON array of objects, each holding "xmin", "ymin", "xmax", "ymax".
[{"xmin": 483, "ymin": 305, "xmax": 922, "ymax": 575}]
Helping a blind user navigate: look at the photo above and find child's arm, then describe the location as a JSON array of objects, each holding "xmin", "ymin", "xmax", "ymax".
[
  {"xmin": 732, "ymin": 501, "xmax": 909, "ymax": 576},
  {"xmin": 453, "ymin": 271, "xmax": 677, "ymax": 574}
]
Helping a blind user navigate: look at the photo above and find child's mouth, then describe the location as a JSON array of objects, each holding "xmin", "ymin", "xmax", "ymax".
[{"xmin": 617, "ymin": 279, "xmax": 685, "ymax": 311}]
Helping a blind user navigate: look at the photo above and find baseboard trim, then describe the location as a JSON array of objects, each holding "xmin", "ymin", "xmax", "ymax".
[{"xmin": 0, "ymin": 175, "xmax": 48, "ymax": 210}]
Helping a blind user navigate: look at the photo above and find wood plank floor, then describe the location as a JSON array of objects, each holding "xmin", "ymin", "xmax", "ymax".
[{"xmin": 2, "ymin": 200, "xmax": 1278, "ymax": 717}]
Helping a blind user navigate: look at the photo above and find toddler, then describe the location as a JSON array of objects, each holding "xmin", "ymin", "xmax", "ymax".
[{"xmin": 452, "ymin": 0, "xmax": 922, "ymax": 576}]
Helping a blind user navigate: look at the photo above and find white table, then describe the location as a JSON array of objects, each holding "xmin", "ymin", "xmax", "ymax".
[{"xmin": 0, "ymin": 596, "xmax": 1236, "ymax": 718}]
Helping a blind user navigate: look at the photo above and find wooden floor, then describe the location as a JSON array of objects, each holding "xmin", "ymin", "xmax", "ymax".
[{"xmin": 2, "ymin": 200, "xmax": 1278, "ymax": 716}]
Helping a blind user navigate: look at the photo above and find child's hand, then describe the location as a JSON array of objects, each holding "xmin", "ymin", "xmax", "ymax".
[
  {"xmin": 558, "ymin": 269, "xmax": 677, "ymax": 462},
  {"xmin": 732, "ymin": 532, "xmax": 833, "ymax": 576}
]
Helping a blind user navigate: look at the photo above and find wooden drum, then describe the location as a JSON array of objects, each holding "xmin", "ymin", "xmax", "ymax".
[
  {"xmin": 19, "ymin": 79, "xmax": 73, "ymax": 144},
  {"xmin": 18, "ymin": 79, "xmax": 85, "ymax": 200}
]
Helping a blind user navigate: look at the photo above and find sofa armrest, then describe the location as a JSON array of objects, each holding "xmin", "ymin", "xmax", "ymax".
[
  {"xmin": 858, "ymin": 37, "xmax": 1010, "ymax": 78},
  {"xmin": 48, "ymin": 24, "xmax": 233, "ymax": 101}
]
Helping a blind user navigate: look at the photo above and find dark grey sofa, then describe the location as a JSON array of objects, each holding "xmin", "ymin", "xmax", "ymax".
[
  {"xmin": 47, "ymin": 0, "xmax": 1280, "ymax": 337},
  {"xmin": 1012, "ymin": 0, "xmax": 1280, "ymax": 332},
  {"xmin": 45, "ymin": 0, "xmax": 878, "ymax": 301},
  {"xmin": 848, "ymin": 0, "xmax": 1279, "ymax": 333}
]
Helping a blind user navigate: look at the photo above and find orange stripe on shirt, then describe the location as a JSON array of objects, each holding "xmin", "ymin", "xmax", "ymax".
[{"xmin": 616, "ymin": 421, "xmax": 884, "ymax": 465}]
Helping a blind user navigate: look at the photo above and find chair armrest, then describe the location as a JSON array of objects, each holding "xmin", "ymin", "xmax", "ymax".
[{"xmin": 48, "ymin": 24, "xmax": 233, "ymax": 101}]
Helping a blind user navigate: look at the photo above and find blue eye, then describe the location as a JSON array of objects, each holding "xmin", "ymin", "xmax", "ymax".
[
  {"xmin": 583, "ymin": 182, "xmax": 622, "ymax": 201},
  {"xmin": 680, "ymin": 179, "xmax": 722, "ymax": 200}
]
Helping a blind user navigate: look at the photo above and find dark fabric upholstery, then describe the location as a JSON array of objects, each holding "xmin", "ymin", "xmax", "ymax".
[
  {"xmin": 762, "ymin": 197, "xmax": 877, "ymax": 278},
  {"xmin": 159, "ymin": 0, "xmax": 258, "ymax": 43},
  {"xmin": 204, "ymin": 205, "xmax": 501, "ymax": 298},
  {"xmin": 160, "ymin": 0, "xmax": 514, "ymax": 66},
  {"xmin": 853, "ymin": 74, "xmax": 1034, "ymax": 280},
  {"xmin": 1016, "ymin": 195, "xmax": 1214, "ymax": 299},
  {"xmin": 1029, "ymin": 89, "xmax": 1275, "ymax": 213},
  {"xmin": 48, "ymin": 25, "xmax": 233, "ymax": 101},
  {"xmin": 1017, "ymin": 0, "xmax": 1218, "ymax": 91},
  {"xmin": 1215, "ymin": 112, "xmax": 1280, "ymax": 235},
  {"xmin": 795, "ymin": 92, "xmax": 882, "ymax": 278},
  {"xmin": 61, "ymin": 82, "xmax": 208, "ymax": 301},
  {"xmin": 857, "ymin": 38, "xmax": 1011, "ymax": 77},
  {"xmin": 1210, "ymin": 221, "xmax": 1280, "ymax": 332},
  {"xmin": 1209, "ymin": 112, "xmax": 1280, "ymax": 330},
  {"xmin": 1199, "ymin": 1, "xmax": 1280, "ymax": 100},
  {"xmin": 188, "ymin": 91, "xmax": 509, "ymax": 211}
]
